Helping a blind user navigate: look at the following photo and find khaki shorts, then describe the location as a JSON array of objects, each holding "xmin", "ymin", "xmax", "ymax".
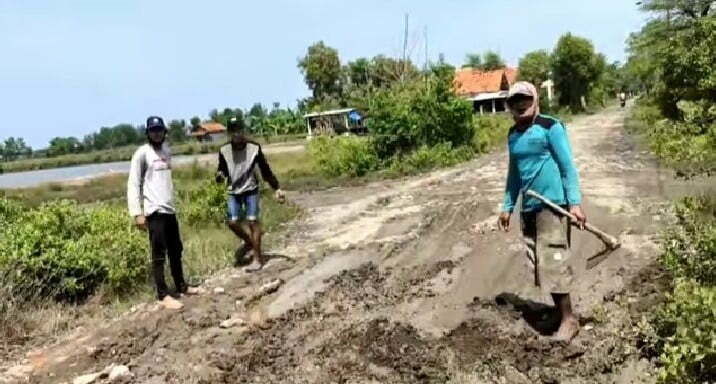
[{"xmin": 521, "ymin": 207, "xmax": 573, "ymax": 293}]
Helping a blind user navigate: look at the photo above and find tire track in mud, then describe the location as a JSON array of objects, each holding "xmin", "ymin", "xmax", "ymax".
[{"xmin": 4, "ymin": 107, "xmax": 694, "ymax": 383}]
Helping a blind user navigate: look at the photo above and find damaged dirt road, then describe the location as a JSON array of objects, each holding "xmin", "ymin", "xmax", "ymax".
[{"xmin": 3, "ymin": 107, "xmax": 698, "ymax": 383}]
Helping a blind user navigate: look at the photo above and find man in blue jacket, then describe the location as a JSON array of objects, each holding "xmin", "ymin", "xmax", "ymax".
[{"xmin": 498, "ymin": 82, "xmax": 587, "ymax": 342}]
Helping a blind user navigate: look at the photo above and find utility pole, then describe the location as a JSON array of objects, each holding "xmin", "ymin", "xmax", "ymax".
[{"xmin": 402, "ymin": 13, "xmax": 409, "ymax": 82}]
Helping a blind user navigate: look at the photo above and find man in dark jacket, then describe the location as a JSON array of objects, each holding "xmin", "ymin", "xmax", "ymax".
[{"xmin": 216, "ymin": 117, "xmax": 285, "ymax": 272}]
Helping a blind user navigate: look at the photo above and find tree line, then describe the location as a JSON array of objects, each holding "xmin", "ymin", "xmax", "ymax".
[
  {"xmin": 2, "ymin": 29, "xmax": 638, "ymax": 162},
  {"xmin": 0, "ymin": 103, "xmax": 308, "ymax": 162}
]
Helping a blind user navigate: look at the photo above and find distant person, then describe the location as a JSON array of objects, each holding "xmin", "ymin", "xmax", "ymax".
[
  {"xmin": 619, "ymin": 91, "xmax": 627, "ymax": 108},
  {"xmin": 127, "ymin": 116, "xmax": 200, "ymax": 310},
  {"xmin": 216, "ymin": 117, "xmax": 285, "ymax": 273},
  {"xmin": 497, "ymin": 82, "xmax": 587, "ymax": 342}
]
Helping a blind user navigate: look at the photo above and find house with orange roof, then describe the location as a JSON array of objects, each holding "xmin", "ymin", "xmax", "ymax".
[
  {"xmin": 454, "ymin": 67, "xmax": 518, "ymax": 114},
  {"xmin": 190, "ymin": 122, "xmax": 227, "ymax": 142}
]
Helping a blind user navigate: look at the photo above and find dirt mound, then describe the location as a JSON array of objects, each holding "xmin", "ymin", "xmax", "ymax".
[{"xmin": 4, "ymin": 107, "xmax": 674, "ymax": 384}]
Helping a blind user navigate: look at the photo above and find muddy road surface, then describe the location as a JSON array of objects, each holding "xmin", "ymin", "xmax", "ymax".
[{"xmin": 3, "ymin": 107, "xmax": 699, "ymax": 383}]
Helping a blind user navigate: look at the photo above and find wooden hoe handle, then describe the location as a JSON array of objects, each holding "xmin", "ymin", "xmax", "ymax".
[{"xmin": 525, "ymin": 190, "xmax": 621, "ymax": 250}]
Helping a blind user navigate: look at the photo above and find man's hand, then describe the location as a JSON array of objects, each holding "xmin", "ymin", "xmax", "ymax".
[
  {"xmin": 135, "ymin": 215, "xmax": 147, "ymax": 231},
  {"xmin": 215, "ymin": 171, "xmax": 225, "ymax": 184},
  {"xmin": 569, "ymin": 205, "xmax": 587, "ymax": 230},
  {"xmin": 275, "ymin": 189, "xmax": 286, "ymax": 204},
  {"xmin": 497, "ymin": 212, "xmax": 512, "ymax": 232}
]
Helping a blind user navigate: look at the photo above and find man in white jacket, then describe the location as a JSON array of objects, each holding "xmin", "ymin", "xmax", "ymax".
[{"xmin": 127, "ymin": 116, "xmax": 198, "ymax": 310}]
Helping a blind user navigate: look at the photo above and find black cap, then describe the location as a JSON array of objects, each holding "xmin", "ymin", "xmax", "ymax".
[
  {"xmin": 146, "ymin": 116, "xmax": 166, "ymax": 131},
  {"xmin": 227, "ymin": 117, "xmax": 244, "ymax": 133}
]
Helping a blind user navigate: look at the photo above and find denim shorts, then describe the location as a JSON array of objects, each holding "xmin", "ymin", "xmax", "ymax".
[{"xmin": 227, "ymin": 191, "xmax": 260, "ymax": 222}]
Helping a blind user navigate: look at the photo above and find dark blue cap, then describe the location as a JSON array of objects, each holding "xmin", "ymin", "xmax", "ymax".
[
  {"xmin": 227, "ymin": 117, "xmax": 244, "ymax": 133},
  {"xmin": 146, "ymin": 116, "xmax": 166, "ymax": 131}
]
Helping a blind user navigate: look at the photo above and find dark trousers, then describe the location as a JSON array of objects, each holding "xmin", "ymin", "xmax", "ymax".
[{"xmin": 147, "ymin": 213, "xmax": 186, "ymax": 299}]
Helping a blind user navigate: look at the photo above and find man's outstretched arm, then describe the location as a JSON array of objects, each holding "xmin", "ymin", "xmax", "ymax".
[{"xmin": 256, "ymin": 148, "xmax": 280, "ymax": 190}]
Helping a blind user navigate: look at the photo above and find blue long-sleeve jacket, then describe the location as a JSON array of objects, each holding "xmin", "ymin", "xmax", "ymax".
[{"xmin": 502, "ymin": 115, "xmax": 582, "ymax": 213}]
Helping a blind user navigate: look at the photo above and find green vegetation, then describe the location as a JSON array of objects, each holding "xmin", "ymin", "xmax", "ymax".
[
  {"xmin": 0, "ymin": 200, "xmax": 148, "ymax": 302},
  {"xmin": 462, "ymin": 50, "xmax": 506, "ymax": 70},
  {"xmin": 517, "ymin": 35, "xmax": 628, "ymax": 113},
  {"xmin": 550, "ymin": 34, "xmax": 607, "ymax": 111},
  {"xmin": 0, "ymin": 159, "xmax": 300, "ymax": 347},
  {"xmin": 639, "ymin": 196, "xmax": 716, "ymax": 383},
  {"xmin": 304, "ymin": 59, "xmax": 512, "ymax": 179},
  {"xmin": 625, "ymin": 2, "xmax": 715, "ymax": 382},
  {"xmin": 368, "ymin": 63, "xmax": 474, "ymax": 158},
  {"xmin": 517, "ymin": 50, "xmax": 551, "ymax": 88},
  {"xmin": 308, "ymin": 136, "xmax": 379, "ymax": 177},
  {"xmin": 0, "ymin": 136, "xmax": 304, "ymax": 174},
  {"xmin": 662, "ymin": 197, "xmax": 716, "ymax": 286},
  {"xmin": 1, "ymin": 100, "xmax": 305, "ymax": 171},
  {"xmin": 389, "ymin": 143, "xmax": 474, "ymax": 175},
  {"xmin": 0, "ymin": 137, "xmax": 32, "ymax": 162}
]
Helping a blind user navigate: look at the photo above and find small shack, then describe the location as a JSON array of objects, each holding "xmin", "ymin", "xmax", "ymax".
[
  {"xmin": 303, "ymin": 108, "xmax": 366, "ymax": 137},
  {"xmin": 191, "ymin": 122, "xmax": 227, "ymax": 142},
  {"xmin": 454, "ymin": 68, "xmax": 518, "ymax": 114}
]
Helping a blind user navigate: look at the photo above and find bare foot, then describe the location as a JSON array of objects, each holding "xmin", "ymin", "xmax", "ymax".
[
  {"xmin": 183, "ymin": 286, "xmax": 204, "ymax": 296},
  {"xmin": 234, "ymin": 243, "xmax": 252, "ymax": 266},
  {"xmin": 159, "ymin": 295, "xmax": 184, "ymax": 310},
  {"xmin": 553, "ymin": 316, "xmax": 580, "ymax": 342},
  {"xmin": 243, "ymin": 259, "xmax": 263, "ymax": 273}
]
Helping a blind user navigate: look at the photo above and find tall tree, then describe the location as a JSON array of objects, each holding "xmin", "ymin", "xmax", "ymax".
[
  {"xmin": 654, "ymin": 16, "xmax": 716, "ymax": 117},
  {"xmin": 462, "ymin": 51, "xmax": 506, "ymax": 70},
  {"xmin": 551, "ymin": 33, "xmax": 605, "ymax": 110},
  {"xmin": 481, "ymin": 50, "xmax": 506, "ymax": 70},
  {"xmin": 247, "ymin": 103, "xmax": 268, "ymax": 134},
  {"xmin": 638, "ymin": 0, "xmax": 714, "ymax": 19},
  {"xmin": 518, "ymin": 50, "xmax": 551, "ymax": 87},
  {"xmin": 463, "ymin": 53, "xmax": 482, "ymax": 68},
  {"xmin": 209, "ymin": 109, "xmax": 220, "ymax": 123},
  {"xmin": 47, "ymin": 137, "xmax": 82, "ymax": 157},
  {"xmin": 2, "ymin": 137, "xmax": 32, "ymax": 160},
  {"xmin": 168, "ymin": 120, "xmax": 187, "ymax": 143},
  {"xmin": 370, "ymin": 55, "xmax": 419, "ymax": 87},
  {"xmin": 345, "ymin": 57, "xmax": 371, "ymax": 86},
  {"xmin": 298, "ymin": 41, "xmax": 342, "ymax": 101},
  {"xmin": 190, "ymin": 116, "xmax": 201, "ymax": 132}
]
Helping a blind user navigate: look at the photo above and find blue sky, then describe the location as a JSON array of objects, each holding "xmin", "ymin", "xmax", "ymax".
[{"xmin": 0, "ymin": 0, "xmax": 647, "ymax": 148}]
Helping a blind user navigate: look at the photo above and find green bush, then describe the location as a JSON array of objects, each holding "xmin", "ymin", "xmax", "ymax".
[
  {"xmin": 368, "ymin": 63, "xmax": 474, "ymax": 159},
  {"xmin": 470, "ymin": 114, "xmax": 512, "ymax": 153},
  {"xmin": 641, "ymin": 195, "xmax": 716, "ymax": 383},
  {"xmin": 0, "ymin": 196, "xmax": 23, "ymax": 225},
  {"xmin": 180, "ymin": 179, "xmax": 227, "ymax": 226},
  {"xmin": 0, "ymin": 199, "xmax": 148, "ymax": 302},
  {"xmin": 390, "ymin": 143, "xmax": 473, "ymax": 175},
  {"xmin": 630, "ymin": 100, "xmax": 716, "ymax": 177},
  {"xmin": 630, "ymin": 102, "xmax": 663, "ymax": 127},
  {"xmin": 654, "ymin": 280, "xmax": 716, "ymax": 383},
  {"xmin": 661, "ymin": 196, "xmax": 716, "ymax": 285},
  {"xmin": 308, "ymin": 136, "xmax": 379, "ymax": 177}
]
